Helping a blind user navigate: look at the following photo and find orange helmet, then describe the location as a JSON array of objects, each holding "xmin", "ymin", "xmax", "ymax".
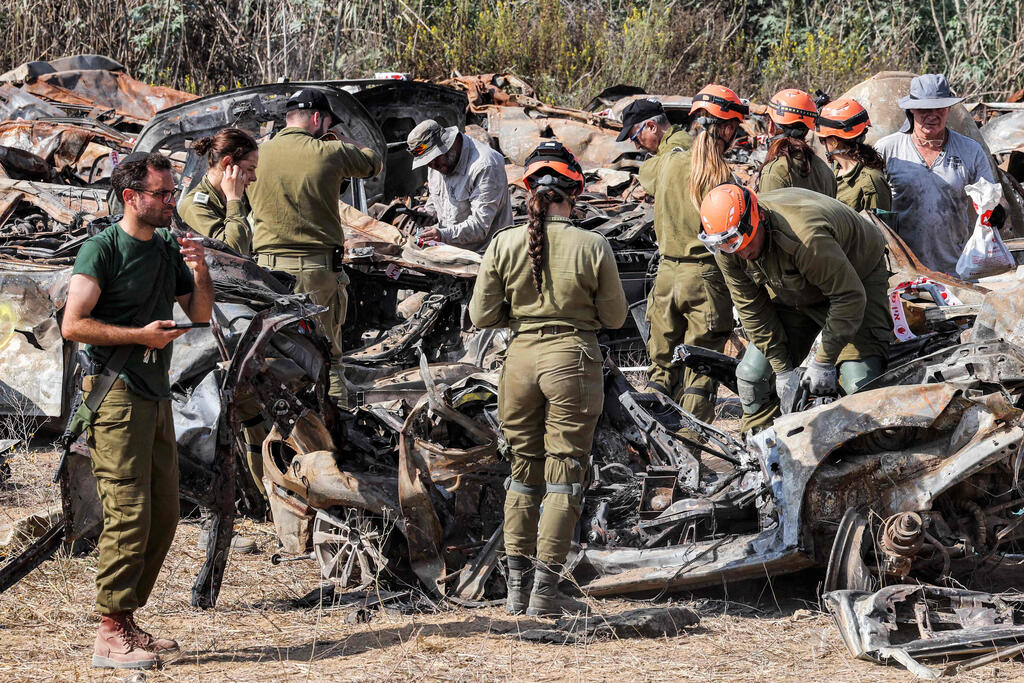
[
  {"xmin": 816, "ymin": 98, "xmax": 870, "ymax": 140},
  {"xmin": 519, "ymin": 140, "xmax": 585, "ymax": 195},
  {"xmin": 767, "ymin": 89, "xmax": 818, "ymax": 129},
  {"xmin": 690, "ymin": 84, "xmax": 748, "ymax": 122},
  {"xmin": 698, "ymin": 184, "xmax": 761, "ymax": 254}
]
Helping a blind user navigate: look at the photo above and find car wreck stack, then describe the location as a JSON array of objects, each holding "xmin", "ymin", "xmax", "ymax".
[{"xmin": 3, "ymin": 56, "xmax": 1024, "ymax": 678}]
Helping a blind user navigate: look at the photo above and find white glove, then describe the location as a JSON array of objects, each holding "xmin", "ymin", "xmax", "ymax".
[
  {"xmin": 804, "ymin": 359, "xmax": 838, "ymax": 396},
  {"xmin": 775, "ymin": 370, "xmax": 795, "ymax": 399}
]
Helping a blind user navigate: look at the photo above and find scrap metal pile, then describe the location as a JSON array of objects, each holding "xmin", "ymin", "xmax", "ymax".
[{"xmin": 3, "ymin": 58, "xmax": 1024, "ymax": 676}]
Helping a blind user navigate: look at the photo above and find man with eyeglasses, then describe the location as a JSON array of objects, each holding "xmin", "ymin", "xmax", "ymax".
[
  {"xmin": 247, "ymin": 88, "xmax": 382, "ymax": 407},
  {"xmin": 404, "ymin": 119, "xmax": 512, "ymax": 252},
  {"xmin": 62, "ymin": 152, "xmax": 214, "ymax": 669},
  {"xmin": 697, "ymin": 184, "xmax": 891, "ymax": 434}
]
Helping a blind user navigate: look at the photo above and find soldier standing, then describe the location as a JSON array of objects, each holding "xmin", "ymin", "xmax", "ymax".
[
  {"xmin": 622, "ymin": 89, "xmax": 747, "ymax": 425},
  {"xmin": 758, "ymin": 88, "xmax": 837, "ymax": 197},
  {"xmin": 178, "ymin": 127, "xmax": 259, "ymax": 256},
  {"xmin": 62, "ymin": 152, "xmax": 214, "ymax": 669},
  {"xmin": 247, "ymin": 88, "xmax": 383, "ymax": 407},
  {"xmin": 814, "ymin": 99, "xmax": 892, "ymax": 214},
  {"xmin": 470, "ymin": 141, "xmax": 627, "ymax": 617}
]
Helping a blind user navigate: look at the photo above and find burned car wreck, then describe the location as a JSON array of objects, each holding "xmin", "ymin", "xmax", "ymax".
[{"xmin": 2, "ymin": 61, "xmax": 1024, "ymax": 676}]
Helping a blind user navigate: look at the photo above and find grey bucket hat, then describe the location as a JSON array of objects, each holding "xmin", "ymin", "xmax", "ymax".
[
  {"xmin": 898, "ymin": 74, "xmax": 964, "ymax": 133},
  {"xmin": 898, "ymin": 74, "xmax": 964, "ymax": 110},
  {"xmin": 406, "ymin": 119, "xmax": 459, "ymax": 169}
]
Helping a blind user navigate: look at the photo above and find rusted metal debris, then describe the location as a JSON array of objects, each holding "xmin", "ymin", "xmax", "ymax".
[
  {"xmin": 1, "ymin": 62, "xmax": 1024, "ymax": 680},
  {"xmin": 825, "ymin": 585, "xmax": 1024, "ymax": 678}
]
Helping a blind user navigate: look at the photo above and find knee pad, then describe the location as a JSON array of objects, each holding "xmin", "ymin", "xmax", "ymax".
[
  {"xmin": 839, "ymin": 356, "xmax": 886, "ymax": 394},
  {"xmin": 504, "ymin": 476, "xmax": 544, "ymax": 498},
  {"xmin": 735, "ymin": 348, "xmax": 773, "ymax": 415}
]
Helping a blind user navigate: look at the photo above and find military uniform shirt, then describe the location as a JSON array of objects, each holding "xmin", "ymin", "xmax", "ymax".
[
  {"xmin": 178, "ymin": 174, "xmax": 253, "ymax": 255},
  {"xmin": 470, "ymin": 216, "xmax": 628, "ymax": 332},
  {"xmin": 637, "ymin": 125, "xmax": 713, "ymax": 261},
  {"xmin": 72, "ymin": 224, "xmax": 194, "ymax": 401},
  {"xmin": 759, "ymin": 149, "xmax": 838, "ymax": 198},
  {"xmin": 834, "ymin": 162, "xmax": 892, "ymax": 214},
  {"xmin": 248, "ymin": 127, "xmax": 382, "ymax": 252},
  {"xmin": 715, "ymin": 188, "xmax": 886, "ymax": 371}
]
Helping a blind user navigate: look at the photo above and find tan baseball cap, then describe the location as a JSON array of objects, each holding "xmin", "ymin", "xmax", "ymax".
[{"xmin": 406, "ymin": 119, "xmax": 459, "ymax": 169}]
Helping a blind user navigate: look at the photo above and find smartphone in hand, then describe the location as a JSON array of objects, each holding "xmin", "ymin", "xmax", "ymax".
[{"xmin": 170, "ymin": 322, "xmax": 211, "ymax": 330}]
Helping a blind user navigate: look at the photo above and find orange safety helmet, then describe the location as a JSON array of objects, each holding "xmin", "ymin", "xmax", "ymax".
[
  {"xmin": 698, "ymin": 184, "xmax": 761, "ymax": 254},
  {"xmin": 767, "ymin": 89, "xmax": 818, "ymax": 129},
  {"xmin": 815, "ymin": 98, "xmax": 871, "ymax": 140},
  {"xmin": 519, "ymin": 140, "xmax": 585, "ymax": 195},
  {"xmin": 690, "ymin": 84, "xmax": 748, "ymax": 122}
]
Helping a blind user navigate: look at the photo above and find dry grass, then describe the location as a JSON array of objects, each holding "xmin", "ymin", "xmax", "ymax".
[{"xmin": 2, "ymin": 450, "xmax": 1020, "ymax": 681}]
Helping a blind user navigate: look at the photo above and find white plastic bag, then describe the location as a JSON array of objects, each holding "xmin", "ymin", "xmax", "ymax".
[{"xmin": 955, "ymin": 178, "xmax": 1013, "ymax": 279}]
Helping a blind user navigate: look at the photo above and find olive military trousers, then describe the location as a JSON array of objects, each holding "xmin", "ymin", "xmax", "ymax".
[
  {"xmin": 84, "ymin": 377, "xmax": 179, "ymax": 615},
  {"xmin": 645, "ymin": 258, "xmax": 733, "ymax": 422},
  {"xmin": 735, "ymin": 264, "xmax": 892, "ymax": 434},
  {"xmin": 257, "ymin": 251, "xmax": 350, "ymax": 406},
  {"xmin": 499, "ymin": 329, "xmax": 603, "ymax": 564}
]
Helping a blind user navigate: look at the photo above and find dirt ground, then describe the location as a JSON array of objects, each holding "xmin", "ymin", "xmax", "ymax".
[{"xmin": 2, "ymin": 447, "xmax": 1023, "ymax": 682}]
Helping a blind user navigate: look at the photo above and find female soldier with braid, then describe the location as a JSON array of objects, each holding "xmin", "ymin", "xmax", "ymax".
[
  {"xmin": 470, "ymin": 141, "xmax": 627, "ymax": 617},
  {"xmin": 178, "ymin": 128, "xmax": 259, "ymax": 256}
]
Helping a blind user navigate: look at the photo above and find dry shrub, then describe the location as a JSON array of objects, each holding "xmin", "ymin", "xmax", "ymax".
[{"xmin": 0, "ymin": 1, "xmax": 1023, "ymax": 121}]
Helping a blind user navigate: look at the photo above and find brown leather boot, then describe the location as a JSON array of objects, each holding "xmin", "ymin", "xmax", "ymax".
[
  {"xmin": 127, "ymin": 612, "xmax": 179, "ymax": 654},
  {"xmin": 92, "ymin": 613, "xmax": 160, "ymax": 669}
]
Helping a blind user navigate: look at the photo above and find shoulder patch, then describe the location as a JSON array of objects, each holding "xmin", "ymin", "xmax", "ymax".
[
  {"xmin": 193, "ymin": 192, "xmax": 210, "ymax": 206},
  {"xmin": 491, "ymin": 223, "xmax": 522, "ymax": 239}
]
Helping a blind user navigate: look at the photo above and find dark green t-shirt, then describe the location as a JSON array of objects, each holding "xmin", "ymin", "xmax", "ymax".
[{"xmin": 72, "ymin": 223, "xmax": 194, "ymax": 401}]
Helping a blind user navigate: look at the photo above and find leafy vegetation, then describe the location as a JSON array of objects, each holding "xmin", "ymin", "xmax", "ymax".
[{"xmin": 1, "ymin": 0, "xmax": 1022, "ymax": 105}]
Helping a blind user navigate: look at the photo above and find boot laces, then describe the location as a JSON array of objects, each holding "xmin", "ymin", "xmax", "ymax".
[
  {"xmin": 111, "ymin": 615, "xmax": 146, "ymax": 650},
  {"xmin": 125, "ymin": 613, "xmax": 155, "ymax": 648}
]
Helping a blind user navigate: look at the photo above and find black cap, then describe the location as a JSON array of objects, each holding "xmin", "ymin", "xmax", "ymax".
[
  {"xmin": 617, "ymin": 98, "xmax": 665, "ymax": 141},
  {"xmin": 286, "ymin": 88, "xmax": 339, "ymax": 126}
]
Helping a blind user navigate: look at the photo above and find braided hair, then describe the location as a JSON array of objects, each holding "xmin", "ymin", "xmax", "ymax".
[{"xmin": 526, "ymin": 187, "xmax": 566, "ymax": 295}]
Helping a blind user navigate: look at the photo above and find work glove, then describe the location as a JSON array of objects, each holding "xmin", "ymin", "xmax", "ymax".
[
  {"xmin": 804, "ymin": 359, "xmax": 839, "ymax": 396},
  {"xmin": 775, "ymin": 370, "xmax": 795, "ymax": 400}
]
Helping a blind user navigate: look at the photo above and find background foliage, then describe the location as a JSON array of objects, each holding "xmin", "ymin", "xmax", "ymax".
[{"xmin": 1, "ymin": 0, "xmax": 1022, "ymax": 105}]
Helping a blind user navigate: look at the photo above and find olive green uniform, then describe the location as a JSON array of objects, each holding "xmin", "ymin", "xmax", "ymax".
[
  {"xmin": 640, "ymin": 125, "xmax": 733, "ymax": 421},
  {"xmin": 178, "ymin": 174, "xmax": 253, "ymax": 256},
  {"xmin": 72, "ymin": 224, "xmax": 194, "ymax": 615},
  {"xmin": 759, "ymin": 150, "xmax": 837, "ymax": 197},
  {"xmin": 178, "ymin": 175, "xmax": 267, "ymax": 492},
  {"xmin": 470, "ymin": 216, "xmax": 627, "ymax": 564},
  {"xmin": 715, "ymin": 188, "xmax": 891, "ymax": 433},
  {"xmin": 834, "ymin": 162, "xmax": 892, "ymax": 214},
  {"xmin": 247, "ymin": 127, "xmax": 382, "ymax": 404}
]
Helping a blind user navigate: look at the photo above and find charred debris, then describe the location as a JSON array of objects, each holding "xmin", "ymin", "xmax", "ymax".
[{"xmin": 2, "ymin": 59, "xmax": 1024, "ymax": 676}]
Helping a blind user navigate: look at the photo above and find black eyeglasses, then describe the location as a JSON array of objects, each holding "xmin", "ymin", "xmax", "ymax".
[{"xmin": 130, "ymin": 186, "xmax": 179, "ymax": 204}]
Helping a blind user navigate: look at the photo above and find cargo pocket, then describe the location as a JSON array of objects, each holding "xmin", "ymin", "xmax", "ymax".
[
  {"xmin": 335, "ymin": 270, "xmax": 350, "ymax": 326},
  {"xmin": 87, "ymin": 399, "xmax": 137, "ymax": 480},
  {"xmin": 700, "ymin": 263, "xmax": 733, "ymax": 335},
  {"xmin": 576, "ymin": 338, "xmax": 604, "ymax": 416}
]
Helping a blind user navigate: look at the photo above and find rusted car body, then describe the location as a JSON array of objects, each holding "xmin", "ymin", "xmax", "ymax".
[{"xmin": 3, "ymin": 66, "xmax": 1023, "ymax": 644}]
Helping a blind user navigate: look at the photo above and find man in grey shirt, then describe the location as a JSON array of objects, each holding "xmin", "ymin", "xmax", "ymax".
[
  {"xmin": 875, "ymin": 74, "xmax": 994, "ymax": 275},
  {"xmin": 406, "ymin": 119, "xmax": 513, "ymax": 252}
]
